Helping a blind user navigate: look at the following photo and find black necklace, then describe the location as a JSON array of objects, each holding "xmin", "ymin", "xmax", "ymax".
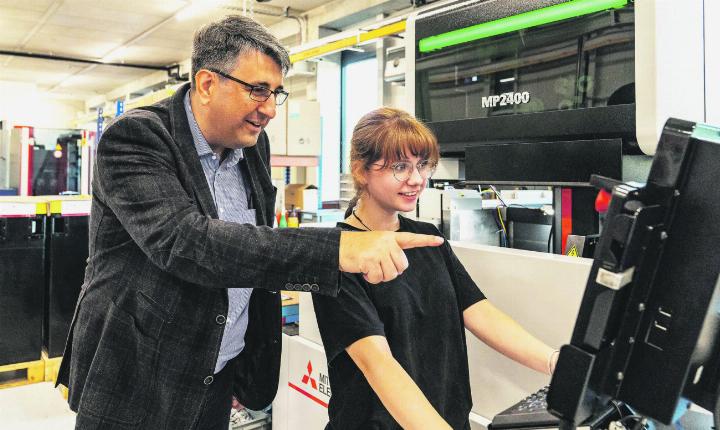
[{"xmin": 352, "ymin": 210, "xmax": 373, "ymax": 231}]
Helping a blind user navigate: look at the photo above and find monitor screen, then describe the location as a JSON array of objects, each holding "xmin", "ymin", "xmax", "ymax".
[{"xmin": 547, "ymin": 119, "xmax": 720, "ymax": 427}]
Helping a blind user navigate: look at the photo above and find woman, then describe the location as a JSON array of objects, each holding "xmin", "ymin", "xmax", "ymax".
[{"xmin": 312, "ymin": 107, "xmax": 558, "ymax": 430}]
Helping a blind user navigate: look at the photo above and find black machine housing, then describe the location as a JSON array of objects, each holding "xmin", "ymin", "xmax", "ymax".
[
  {"xmin": 547, "ymin": 118, "xmax": 720, "ymax": 426},
  {"xmin": 414, "ymin": 0, "xmax": 638, "ymax": 254}
]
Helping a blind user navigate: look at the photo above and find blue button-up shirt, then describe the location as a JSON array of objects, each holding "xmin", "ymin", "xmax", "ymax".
[{"xmin": 184, "ymin": 92, "xmax": 255, "ymax": 374}]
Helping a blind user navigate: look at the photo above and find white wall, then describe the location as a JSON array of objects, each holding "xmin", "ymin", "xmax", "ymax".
[
  {"xmin": 0, "ymin": 81, "xmax": 83, "ymax": 129},
  {"xmin": 385, "ymin": 82, "xmax": 406, "ymax": 110},
  {"xmin": 635, "ymin": 0, "xmax": 706, "ymax": 155},
  {"xmin": 706, "ymin": 0, "xmax": 720, "ymax": 126}
]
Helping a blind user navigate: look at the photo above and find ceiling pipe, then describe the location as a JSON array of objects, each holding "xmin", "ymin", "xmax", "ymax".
[
  {"xmin": 224, "ymin": 5, "xmax": 308, "ymax": 44},
  {"xmin": 46, "ymin": 3, "xmax": 187, "ymax": 92},
  {"xmin": 285, "ymin": 8, "xmax": 309, "ymax": 44},
  {"xmin": 0, "ymin": 50, "xmax": 170, "ymax": 71}
]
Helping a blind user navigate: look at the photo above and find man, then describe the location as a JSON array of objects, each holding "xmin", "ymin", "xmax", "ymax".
[{"xmin": 57, "ymin": 15, "xmax": 442, "ymax": 430}]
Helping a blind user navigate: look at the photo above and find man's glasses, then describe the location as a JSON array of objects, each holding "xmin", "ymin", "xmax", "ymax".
[
  {"xmin": 208, "ymin": 68, "xmax": 289, "ymax": 105},
  {"xmin": 373, "ymin": 160, "xmax": 437, "ymax": 182}
]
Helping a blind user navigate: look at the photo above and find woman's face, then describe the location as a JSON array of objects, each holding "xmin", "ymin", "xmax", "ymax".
[{"xmin": 362, "ymin": 154, "xmax": 432, "ymax": 214}]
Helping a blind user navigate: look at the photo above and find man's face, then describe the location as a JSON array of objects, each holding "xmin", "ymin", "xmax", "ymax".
[{"xmin": 202, "ymin": 50, "xmax": 284, "ymax": 149}]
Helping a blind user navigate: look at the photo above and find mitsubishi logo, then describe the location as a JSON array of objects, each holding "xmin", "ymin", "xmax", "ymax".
[
  {"xmin": 301, "ymin": 360, "xmax": 318, "ymax": 390},
  {"xmin": 289, "ymin": 359, "xmax": 331, "ymax": 407}
]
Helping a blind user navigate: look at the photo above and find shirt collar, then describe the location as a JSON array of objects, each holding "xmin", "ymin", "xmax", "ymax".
[{"xmin": 183, "ymin": 91, "xmax": 244, "ymax": 165}]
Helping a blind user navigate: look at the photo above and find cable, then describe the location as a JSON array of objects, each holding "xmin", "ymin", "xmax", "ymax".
[
  {"xmin": 487, "ymin": 185, "xmax": 540, "ymax": 210},
  {"xmin": 547, "ymin": 223, "xmax": 555, "ymax": 253},
  {"xmin": 497, "ymin": 206, "xmax": 507, "ymax": 234},
  {"xmin": 489, "ymin": 185, "xmax": 508, "ymax": 207},
  {"xmin": 491, "ymin": 212, "xmax": 505, "ymax": 247},
  {"xmin": 497, "ymin": 206, "xmax": 508, "ymax": 247},
  {"xmin": 631, "ymin": 417, "xmax": 648, "ymax": 430},
  {"xmin": 492, "ymin": 208, "xmax": 506, "ymax": 247},
  {"xmin": 619, "ymin": 415, "xmax": 644, "ymax": 424},
  {"xmin": 616, "ymin": 414, "xmax": 647, "ymax": 430},
  {"xmin": 610, "ymin": 400, "xmax": 625, "ymax": 420},
  {"xmin": 487, "ymin": 185, "xmax": 508, "ymax": 247}
]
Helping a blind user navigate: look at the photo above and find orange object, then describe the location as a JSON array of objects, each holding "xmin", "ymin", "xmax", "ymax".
[
  {"xmin": 595, "ymin": 189, "xmax": 612, "ymax": 213},
  {"xmin": 561, "ymin": 188, "xmax": 572, "ymax": 254}
]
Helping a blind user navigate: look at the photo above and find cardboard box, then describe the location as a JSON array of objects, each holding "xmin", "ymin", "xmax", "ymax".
[{"xmin": 284, "ymin": 184, "xmax": 318, "ymax": 211}]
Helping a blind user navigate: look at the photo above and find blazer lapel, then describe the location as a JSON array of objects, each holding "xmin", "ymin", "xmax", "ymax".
[
  {"xmin": 168, "ymin": 84, "xmax": 218, "ymax": 219},
  {"xmin": 243, "ymin": 144, "xmax": 271, "ymax": 227}
]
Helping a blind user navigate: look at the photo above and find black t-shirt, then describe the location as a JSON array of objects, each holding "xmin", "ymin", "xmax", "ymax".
[{"xmin": 312, "ymin": 216, "xmax": 486, "ymax": 430}]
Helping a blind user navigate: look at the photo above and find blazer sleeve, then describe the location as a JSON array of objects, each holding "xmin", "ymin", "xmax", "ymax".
[{"xmin": 94, "ymin": 112, "xmax": 341, "ymax": 295}]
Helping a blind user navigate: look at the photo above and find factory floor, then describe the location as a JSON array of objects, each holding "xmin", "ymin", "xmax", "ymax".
[{"xmin": 0, "ymin": 382, "xmax": 75, "ymax": 429}]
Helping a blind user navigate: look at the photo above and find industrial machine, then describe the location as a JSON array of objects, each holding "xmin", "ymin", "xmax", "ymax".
[
  {"xmin": 0, "ymin": 197, "xmax": 46, "ymax": 366},
  {"xmin": 1, "ymin": 125, "xmax": 88, "ymax": 196},
  {"xmin": 44, "ymin": 196, "xmax": 90, "ymax": 358},
  {"xmin": 31, "ymin": 131, "xmax": 82, "ymax": 196},
  {"xmin": 417, "ymin": 187, "xmax": 554, "ymax": 251},
  {"xmin": 403, "ymin": 0, "xmax": 717, "ymax": 254},
  {"xmin": 545, "ymin": 118, "xmax": 720, "ymax": 428}
]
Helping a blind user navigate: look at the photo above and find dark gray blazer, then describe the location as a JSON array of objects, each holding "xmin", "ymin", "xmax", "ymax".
[{"xmin": 57, "ymin": 83, "xmax": 341, "ymax": 429}]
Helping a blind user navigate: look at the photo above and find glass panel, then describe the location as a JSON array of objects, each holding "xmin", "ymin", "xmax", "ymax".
[
  {"xmin": 31, "ymin": 129, "xmax": 82, "ymax": 196},
  {"xmin": 416, "ymin": 8, "xmax": 634, "ymax": 122}
]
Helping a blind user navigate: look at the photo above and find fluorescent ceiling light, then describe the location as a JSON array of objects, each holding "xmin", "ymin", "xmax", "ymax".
[
  {"xmin": 418, "ymin": 0, "xmax": 628, "ymax": 53},
  {"xmin": 101, "ymin": 47, "xmax": 128, "ymax": 63},
  {"xmin": 499, "ymin": 77, "xmax": 515, "ymax": 83},
  {"xmin": 58, "ymin": 75, "xmax": 82, "ymax": 88}
]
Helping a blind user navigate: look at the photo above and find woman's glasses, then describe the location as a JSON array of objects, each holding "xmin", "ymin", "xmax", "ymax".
[{"xmin": 373, "ymin": 160, "xmax": 437, "ymax": 182}]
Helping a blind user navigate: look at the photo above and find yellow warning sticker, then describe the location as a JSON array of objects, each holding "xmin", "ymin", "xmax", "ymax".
[{"xmin": 566, "ymin": 245, "xmax": 579, "ymax": 257}]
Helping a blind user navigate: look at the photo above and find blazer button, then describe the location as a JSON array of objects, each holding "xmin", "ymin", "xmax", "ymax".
[
  {"xmin": 204, "ymin": 376, "xmax": 214, "ymax": 385},
  {"xmin": 294, "ymin": 284, "xmax": 302, "ymax": 290},
  {"xmin": 302, "ymin": 283, "xmax": 311, "ymax": 292},
  {"xmin": 311, "ymin": 284, "xmax": 319, "ymax": 292},
  {"xmin": 216, "ymin": 315, "xmax": 226, "ymax": 325}
]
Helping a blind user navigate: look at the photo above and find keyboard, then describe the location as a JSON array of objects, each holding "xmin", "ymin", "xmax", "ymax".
[{"xmin": 490, "ymin": 385, "xmax": 561, "ymax": 429}]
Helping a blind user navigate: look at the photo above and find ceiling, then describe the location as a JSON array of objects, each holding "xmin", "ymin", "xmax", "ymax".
[{"xmin": 0, "ymin": 0, "xmax": 330, "ymax": 99}]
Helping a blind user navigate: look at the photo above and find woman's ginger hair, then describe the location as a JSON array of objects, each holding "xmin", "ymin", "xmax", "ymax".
[{"xmin": 346, "ymin": 107, "xmax": 439, "ymax": 217}]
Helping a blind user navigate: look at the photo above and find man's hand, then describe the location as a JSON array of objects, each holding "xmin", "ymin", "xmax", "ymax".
[{"xmin": 339, "ymin": 231, "xmax": 444, "ymax": 284}]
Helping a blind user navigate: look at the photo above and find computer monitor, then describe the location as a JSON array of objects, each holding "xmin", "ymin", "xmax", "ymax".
[{"xmin": 546, "ymin": 118, "xmax": 720, "ymax": 427}]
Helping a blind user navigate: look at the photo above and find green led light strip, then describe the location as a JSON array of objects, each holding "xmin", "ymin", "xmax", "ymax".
[{"xmin": 418, "ymin": 0, "xmax": 628, "ymax": 53}]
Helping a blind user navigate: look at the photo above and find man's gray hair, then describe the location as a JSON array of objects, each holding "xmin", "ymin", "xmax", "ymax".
[{"xmin": 191, "ymin": 15, "xmax": 291, "ymax": 88}]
